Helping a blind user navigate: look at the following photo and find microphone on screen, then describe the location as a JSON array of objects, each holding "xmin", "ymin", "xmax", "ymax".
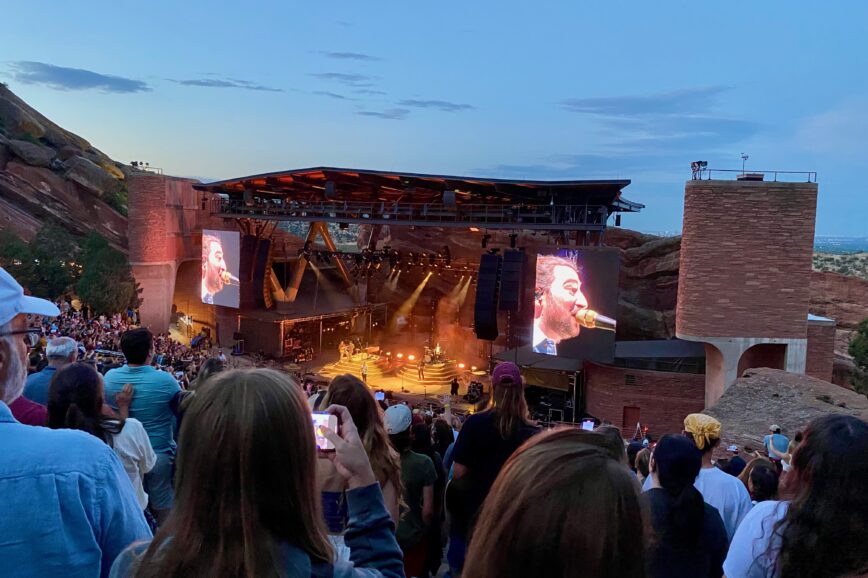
[
  {"xmin": 575, "ymin": 309, "xmax": 616, "ymax": 332},
  {"xmin": 220, "ymin": 271, "xmax": 240, "ymax": 286}
]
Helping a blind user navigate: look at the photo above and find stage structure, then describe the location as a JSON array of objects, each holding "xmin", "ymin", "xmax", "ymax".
[{"xmin": 188, "ymin": 167, "xmax": 644, "ymax": 405}]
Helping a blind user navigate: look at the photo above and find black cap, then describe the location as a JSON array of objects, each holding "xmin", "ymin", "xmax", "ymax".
[{"xmin": 654, "ymin": 434, "xmax": 703, "ymax": 492}]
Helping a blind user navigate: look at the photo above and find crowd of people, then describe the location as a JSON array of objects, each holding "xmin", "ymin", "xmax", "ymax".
[{"xmin": 2, "ymin": 264, "xmax": 868, "ymax": 578}]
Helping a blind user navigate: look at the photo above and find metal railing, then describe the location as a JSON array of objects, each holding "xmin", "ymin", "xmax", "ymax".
[
  {"xmin": 211, "ymin": 199, "xmax": 613, "ymax": 230},
  {"xmin": 695, "ymin": 168, "xmax": 817, "ymax": 183}
]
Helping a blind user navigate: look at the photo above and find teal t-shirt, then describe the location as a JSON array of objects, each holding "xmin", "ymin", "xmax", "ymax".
[
  {"xmin": 396, "ymin": 450, "xmax": 437, "ymax": 547},
  {"xmin": 104, "ymin": 365, "xmax": 181, "ymax": 454}
]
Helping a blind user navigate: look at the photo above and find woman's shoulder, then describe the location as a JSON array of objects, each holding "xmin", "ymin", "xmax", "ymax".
[{"xmin": 109, "ymin": 539, "xmax": 152, "ymax": 577}]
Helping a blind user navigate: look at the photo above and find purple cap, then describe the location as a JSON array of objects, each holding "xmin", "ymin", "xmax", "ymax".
[{"xmin": 492, "ymin": 362, "xmax": 523, "ymax": 387}]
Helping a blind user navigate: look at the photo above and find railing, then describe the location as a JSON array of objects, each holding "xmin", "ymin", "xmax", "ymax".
[
  {"xmin": 694, "ymin": 168, "xmax": 817, "ymax": 183},
  {"xmin": 212, "ymin": 199, "xmax": 613, "ymax": 230}
]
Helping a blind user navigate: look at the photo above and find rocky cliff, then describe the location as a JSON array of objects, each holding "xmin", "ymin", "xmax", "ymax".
[
  {"xmin": 705, "ymin": 367, "xmax": 868, "ymax": 454},
  {"xmin": 0, "ymin": 84, "xmax": 128, "ymax": 250}
]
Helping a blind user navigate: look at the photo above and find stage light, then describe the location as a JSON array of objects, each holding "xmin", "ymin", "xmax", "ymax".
[
  {"xmin": 471, "ymin": 366, "xmax": 477, "ymax": 371},
  {"xmin": 408, "ymin": 354, "xmax": 416, "ymax": 361},
  {"xmin": 469, "ymin": 227, "xmax": 480, "ymax": 232},
  {"xmin": 386, "ymin": 352, "xmax": 391, "ymax": 356},
  {"xmin": 458, "ymin": 363, "xmax": 465, "ymax": 369},
  {"xmin": 397, "ymin": 353, "xmax": 404, "ymax": 359}
]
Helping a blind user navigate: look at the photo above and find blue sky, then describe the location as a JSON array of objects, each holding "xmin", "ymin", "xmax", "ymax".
[{"xmin": 3, "ymin": 1, "xmax": 867, "ymax": 235}]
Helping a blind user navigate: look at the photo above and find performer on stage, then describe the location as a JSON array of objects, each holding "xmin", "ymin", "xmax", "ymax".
[
  {"xmin": 347, "ymin": 341, "xmax": 355, "ymax": 360},
  {"xmin": 361, "ymin": 361, "xmax": 368, "ymax": 384},
  {"xmin": 450, "ymin": 376, "xmax": 460, "ymax": 398},
  {"xmin": 339, "ymin": 340, "xmax": 347, "ymax": 361},
  {"xmin": 417, "ymin": 358, "xmax": 425, "ymax": 380},
  {"xmin": 201, "ymin": 234, "xmax": 228, "ymax": 305},
  {"xmin": 533, "ymin": 255, "xmax": 589, "ymax": 356}
]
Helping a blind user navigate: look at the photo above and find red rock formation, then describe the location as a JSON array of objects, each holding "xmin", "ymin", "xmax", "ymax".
[{"xmin": 0, "ymin": 85, "xmax": 127, "ymax": 250}]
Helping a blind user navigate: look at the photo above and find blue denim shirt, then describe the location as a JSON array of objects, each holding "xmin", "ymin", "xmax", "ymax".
[
  {"xmin": 23, "ymin": 365, "xmax": 57, "ymax": 405},
  {"xmin": 110, "ymin": 483, "xmax": 404, "ymax": 578},
  {"xmin": 0, "ymin": 402, "xmax": 152, "ymax": 578}
]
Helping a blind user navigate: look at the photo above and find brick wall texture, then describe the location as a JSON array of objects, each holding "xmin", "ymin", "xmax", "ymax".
[
  {"xmin": 677, "ymin": 180, "xmax": 818, "ymax": 339},
  {"xmin": 805, "ymin": 321, "xmax": 836, "ymax": 382},
  {"xmin": 584, "ymin": 362, "xmax": 706, "ymax": 435}
]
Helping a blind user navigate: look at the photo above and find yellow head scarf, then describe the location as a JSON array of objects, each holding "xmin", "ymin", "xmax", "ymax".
[{"xmin": 683, "ymin": 413, "xmax": 722, "ymax": 451}]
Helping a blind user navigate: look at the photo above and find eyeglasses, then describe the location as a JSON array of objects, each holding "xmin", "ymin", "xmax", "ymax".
[{"xmin": 0, "ymin": 329, "xmax": 42, "ymax": 348}]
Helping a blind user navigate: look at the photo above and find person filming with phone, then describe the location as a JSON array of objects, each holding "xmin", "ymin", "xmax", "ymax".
[{"xmin": 109, "ymin": 368, "xmax": 404, "ymax": 578}]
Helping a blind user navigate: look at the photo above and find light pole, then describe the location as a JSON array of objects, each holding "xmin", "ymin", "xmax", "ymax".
[{"xmin": 740, "ymin": 153, "xmax": 749, "ymax": 175}]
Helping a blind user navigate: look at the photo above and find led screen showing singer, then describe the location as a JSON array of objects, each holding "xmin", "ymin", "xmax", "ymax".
[
  {"xmin": 532, "ymin": 253, "xmax": 616, "ymax": 356},
  {"xmin": 201, "ymin": 229, "xmax": 240, "ymax": 308}
]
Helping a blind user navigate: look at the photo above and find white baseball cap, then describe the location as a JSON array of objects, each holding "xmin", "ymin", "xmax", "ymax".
[
  {"xmin": 384, "ymin": 404, "xmax": 412, "ymax": 434},
  {"xmin": 0, "ymin": 267, "xmax": 59, "ymax": 326}
]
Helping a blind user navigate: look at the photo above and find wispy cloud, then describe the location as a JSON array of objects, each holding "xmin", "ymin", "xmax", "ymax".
[
  {"xmin": 170, "ymin": 77, "xmax": 283, "ymax": 92},
  {"xmin": 318, "ymin": 51, "xmax": 381, "ymax": 62},
  {"xmin": 357, "ymin": 108, "xmax": 409, "ymax": 120},
  {"xmin": 559, "ymin": 86, "xmax": 728, "ymax": 116},
  {"xmin": 7, "ymin": 61, "xmax": 150, "ymax": 93},
  {"xmin": 355, "ymin": 89, "xmax": 387, "ymax": 96},
  {"xmin": 313, "ymin": 90, "xmax": 356, "ymax": 101},
  {"xmin": 479, "ymin": 86, "xmax": 759, "ymax": 184},
  {"xmin": 309, "ymin": 72, "xmax": 377, "ymax": 87},
  {"xmin": 398, "ymin": 99, "xmax": 474, "ymax": 112}
]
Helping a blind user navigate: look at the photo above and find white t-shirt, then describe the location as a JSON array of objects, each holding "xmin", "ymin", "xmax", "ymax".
[
  {"xmin": 642, "ymin": 465, "xmax": 752, "ymax": 541},
  {"xmin": 110, "ymin": 418, "xmax": 157, "ymax": 510},
  {"xmin": 695, "ymin": 466, "xmax": 753, "ymax": 541},
  {"xmin": 724, "ymin": 500, "xmax": 788, "ymax": 577}
]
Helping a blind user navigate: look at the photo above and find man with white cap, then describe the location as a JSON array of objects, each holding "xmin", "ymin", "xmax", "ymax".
[
  {"xmin": 385, "ymin": 403, "xmax": 436, "ymax": 578},
  {"xmin": 0, "ymin": 267, "xmax": 150, "ymax": 577}
]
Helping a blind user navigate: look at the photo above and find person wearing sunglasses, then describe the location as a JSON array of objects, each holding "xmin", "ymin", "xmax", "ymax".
[{"xmin": 0, "ymin": 267, "xmax": 151, "ymax": 577}]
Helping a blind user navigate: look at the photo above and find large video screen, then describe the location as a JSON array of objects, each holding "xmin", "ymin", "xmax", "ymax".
[
  {"xmin": 531, "ymin": 248, "xmax": 619, "ymax": 362},
  {"xmin": 201, "ymin": 229, "xmax": 240, "ymax": 308}
]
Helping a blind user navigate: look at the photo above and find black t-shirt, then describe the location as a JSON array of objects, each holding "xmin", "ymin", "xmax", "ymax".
[
  {"xmin": 646, "ymin": 488, "xmax": 729, "ymax": 578},
  {"xmin": 449, "ymin": 411, "xmax": 539, "ymax": 534}
]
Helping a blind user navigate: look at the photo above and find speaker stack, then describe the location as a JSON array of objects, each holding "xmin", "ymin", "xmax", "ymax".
[{"xmin": 473, "ymin": 253, "xmax": 502, "ymax": 340}]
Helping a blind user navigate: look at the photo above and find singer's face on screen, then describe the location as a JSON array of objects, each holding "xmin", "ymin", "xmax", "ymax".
[
  {"xmin": 540, "ymin": 264, "xmax": 588, "ymax": 341},
  {"xmin": 203, "ymin": 240, "xmax": 226, "ymax": 294}
]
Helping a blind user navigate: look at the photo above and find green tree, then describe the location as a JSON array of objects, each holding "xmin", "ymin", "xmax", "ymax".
[
  {"xmin": 27, "ymin": 221, "xmax": 80, "ymax": 298},
  {"xmin": 0, "ymin": 223, "xmax": 79, "ymax": 298},
  {"xmin": 849, "ymin": 318, "xmax": 868, "ymax": 397},
  {"xmin": 76, "ymin": 233, "xmax": 141, "ymax": 315}
]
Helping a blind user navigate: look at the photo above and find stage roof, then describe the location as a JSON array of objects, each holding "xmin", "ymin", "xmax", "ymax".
[{"xmin": 195, "ymin": 166, "xmax": 644, "ymax": 212}]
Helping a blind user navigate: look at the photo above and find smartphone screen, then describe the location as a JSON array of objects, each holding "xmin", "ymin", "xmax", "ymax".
[
  {"xmin": 375, "ymin": 391, "xmax": 385, "ymax": 401},
  {"xmin": 581, "ymin": 420, "xmax": 595, "ymax": 431},
  {"xmin": 312, "ymin": 412, "xmax": 339, "ymax": 450}
]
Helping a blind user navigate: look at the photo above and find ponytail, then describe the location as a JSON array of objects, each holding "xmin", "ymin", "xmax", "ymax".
[{"xmin": 62, "ymin": 402, "xmax": 111, "ymax": 446}]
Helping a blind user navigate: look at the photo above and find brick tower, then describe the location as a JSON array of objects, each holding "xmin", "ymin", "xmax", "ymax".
[{"xmin": 676, "ymin": 177, "xmax": 819, "ymax": 406}]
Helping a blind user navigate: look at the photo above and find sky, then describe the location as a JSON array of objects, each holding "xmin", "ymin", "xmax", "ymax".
[{"xmin": 3, "ymin": 1, "xmax": 868, "ymax": 236}]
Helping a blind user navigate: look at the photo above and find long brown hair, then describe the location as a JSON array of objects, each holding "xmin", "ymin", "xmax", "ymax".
[
  {"xmin": 773, "ymin": 415, "xmax": 868, "ymax": 578},
  {"xmin": 324, "ymin": 374, "xmax": 403, "ymax": 497},
  {"xmin": 464, "ymin": 427, "xmax": 647, "ymax": 578},
  {"xmin": 133, "ymin": 369, "xmax": 332, "ymax": 577},
  {"xmin": 485, "ymin": 380, "xmax": 534, "ymax": 439}
]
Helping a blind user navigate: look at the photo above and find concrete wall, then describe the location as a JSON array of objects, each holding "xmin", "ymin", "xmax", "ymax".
[{"xmin": 584, "ymin": 362, "xmax": 706, "ymax": 435}]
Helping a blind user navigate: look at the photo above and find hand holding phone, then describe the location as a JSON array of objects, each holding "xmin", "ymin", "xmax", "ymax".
[
  {"xmin": 317, "ymin": 405, "xmax": 377, "ymax": 489},
  {"xmin": 313, "ymin": 411, "xmax": 339, "ymax": 451},
  {"xmin": 374, "ymin": 391, "xmax": 385, "ymax": 401}
]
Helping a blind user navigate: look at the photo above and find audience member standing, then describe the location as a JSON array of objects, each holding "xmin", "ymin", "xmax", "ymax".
[
  {"xmin": 447, "ymin": 362, "xmax": 540, "ymax": 573},
  {"xmin": 725, "ymin": 415, "xmax": 868, "ymax": 578},
  {"xmin": 646, "ymin": 435, "xmax": 728, "ymax": 578},
  {"xmin": 762, "ymin": 425, "xmax": 789, "ymax": 464},
  {"xmin": 386, "ymin": 404, "xmax": 436, "ymax": 578},
  {"xmin": 104, "ymin": 328, "xmax": 181, "ymax": 524},
  {"xmin": 110, "ymin": 369, "xmax": 405, "ymax": 577},
  {"xmin": 24, "ymin": 335, "xmax": 77, "ymax": 405},
  {"xmin": 0, "ymin": 267, "xmax": 150, "ymax": 578},
  {"xmin": 681, "ymin": 413, "xmax": 752, "ymax": 541},
  {"xmin": 463, "ymin": 428, "xmax": 646, "ymax": 578},
  {"xmin": 318, "ymin": 375, "xmax": 403, "ymax": 560},
  {"xmin": 48, "ymin": 362, "xmax": 157, "ymax": 512}
]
